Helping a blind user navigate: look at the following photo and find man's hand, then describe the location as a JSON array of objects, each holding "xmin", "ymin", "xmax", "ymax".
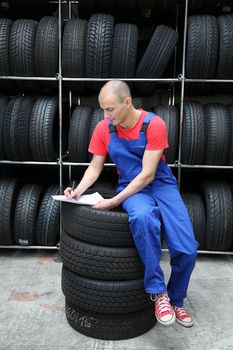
[
  {"xmin": 64, "ymin": 187, "xmax": 81, "ymax": 200},
  {"xmin": 92, "ymin": 198, "xmax": 118, "ymax": 210}
]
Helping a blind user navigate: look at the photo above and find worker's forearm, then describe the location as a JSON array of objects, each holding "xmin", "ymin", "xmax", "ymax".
[{"xmin": 112, "ymin": 172, "xmax": 154, "ymax": 206}]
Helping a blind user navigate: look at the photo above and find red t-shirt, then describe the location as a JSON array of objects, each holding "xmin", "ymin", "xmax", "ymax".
[{"xmin": 88, "ymin": 110, "xmax": 169, "ymax": 161}]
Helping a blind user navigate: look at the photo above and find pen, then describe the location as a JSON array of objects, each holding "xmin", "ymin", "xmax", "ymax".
[{"xmin": 71, "ymin": 181, "xmax": 75, "ymax": 192}]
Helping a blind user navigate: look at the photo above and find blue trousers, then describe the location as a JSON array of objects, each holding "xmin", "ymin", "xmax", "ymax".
[{"xmin": 122, "ymin": 184, "xmax": 198, "ymax": 307}]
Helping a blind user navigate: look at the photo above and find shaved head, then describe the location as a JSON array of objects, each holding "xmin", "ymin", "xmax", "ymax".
[{"xmin": 99, "ymin": 80, "xmax": 131, "ymax": 103}]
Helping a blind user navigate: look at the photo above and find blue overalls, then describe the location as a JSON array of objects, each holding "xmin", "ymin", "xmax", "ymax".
[{"xmin": 108, "ymin": 112, "xmax": 198, "ymax": 307}]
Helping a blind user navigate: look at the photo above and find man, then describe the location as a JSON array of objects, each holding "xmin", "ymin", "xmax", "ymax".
[{"xmin": 64, "ymin": 80, "xmax": 198, "ymax": 327}]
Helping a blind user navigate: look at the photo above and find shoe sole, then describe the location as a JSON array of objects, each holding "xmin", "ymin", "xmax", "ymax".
[
  {"xmin": 155, "ymin": 312, "xmax": 176, "ymax": 326},
  {"xmin": 176, "ymin": 319, "xmax": 194, "ymax": 328}
]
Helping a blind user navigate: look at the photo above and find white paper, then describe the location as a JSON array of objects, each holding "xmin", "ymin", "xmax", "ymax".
[{"xmin": 52, "ymin": 192, "xmax": 104, "ymax": 206}]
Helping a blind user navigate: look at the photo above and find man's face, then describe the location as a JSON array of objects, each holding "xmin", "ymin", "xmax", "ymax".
[{"xmin": 99, "ymin": 92, "xmax": 129, "ymax": 126}]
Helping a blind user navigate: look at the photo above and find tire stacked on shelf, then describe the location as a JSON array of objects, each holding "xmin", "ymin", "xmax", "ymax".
[
  {"xmin": 181, "ymin": 101, "xmax": 232, "ymax": 165},
  {"xmin": 60, "ymin": 187, "xmax": 156, "ymax": 340},
  {"xmin": 0, "ymin": 94, "xmax": 61, "ymax": 162},
  {"xmin": 0, "ymin": 178, "xmax": 60, "ymax": 246}
]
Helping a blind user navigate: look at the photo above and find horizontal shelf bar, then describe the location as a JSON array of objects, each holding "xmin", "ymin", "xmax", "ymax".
[
  {"xmin": 62, "ymin": 162, "xmax": 176, "ymax": 167},
  {"xmin": 0, "ymin": 160, "xmax": 59, "ymax": 165},
  {"xmin": 62, "ymin": 77, "xmax": 180, "ymax": 82},
  {"xmin": 184, "ymin": 78, "xmax": 233, "ymax": 83},
  {"xmin": 181, "ymin": 164, "xmax": 233, "ymax": 169},
  {"xmin": 0, "ymin": 76, "xmax": 58, "ymax": 81},
  {"xmin": 0, "ymin": 245, "xmax": 59, "ymax": 249},
  {"xmin": 0, "ymin": 245, "xmax": 232, "ymax": 254}
]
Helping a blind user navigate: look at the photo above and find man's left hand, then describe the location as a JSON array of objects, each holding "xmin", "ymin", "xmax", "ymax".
[{"xmin": 92, "ymin": 198, "xmax": 118, "ymax": 210}]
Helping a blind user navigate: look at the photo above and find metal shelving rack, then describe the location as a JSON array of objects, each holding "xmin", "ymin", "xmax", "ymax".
[{"xmin": 0, "ymin": 0, "xmax": 233, "ymax": 254}]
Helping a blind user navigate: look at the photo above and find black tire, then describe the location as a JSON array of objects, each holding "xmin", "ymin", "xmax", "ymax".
[
  {"xmin": 14, "ymin": 184, "xmax": 44, "ymax": 246},
  {"xmin": 86, "ymin": 13, "xmax": 114, "ymax": 90},
  {"xmin": 227, "ymin": 104, "xmax": 233, "ymax": 165},
  {"xmin": 62, "ymin": 202, "xmax": 134, "ymax": 247},
  {"xmin": 65, "ymin": 299, "xmax": 156, "ymax": 341},
  {"xmin": 216, "ymin": 15, "xmax": 233, "ymax": 80},
  {"xmin": 60, "ymin": 230, "xmax": 144, "ymax": 280},
  {"xmin": 36, "ymin": 185, "xmax": 60, "ymax": 246},
  {"xmin": 153, "ymin": 105, "xmax": 178, "ymax": 164},
  {"xmin": 34, "ymin": 16, "xmax": 59, "ymax": 77},
  {"xmin": 9, "ymin": 19, "xmax": 37, "ymax": 76},
  {"xmin": 0, "ymin": 178, "xmax": 18, "ymax": 244},
  {"xmin": 182, "ymin": 192, "xmax": 206, "ymax": 250},
  {"xmin": 136, "ymin": 25, "xmax": 179, "ymax": 94},
  {"xmin": 0, "ymin": 18, "xmax": 13, "ymax": 76},
  {"xmin": 62, "ymin": 19, "xmax": 87, "ymax": 78},
  {"xmin": 29, "ymin": 96, "xmax": 58, "ymax": 161},
  {"xmin": 3, "ymin": 96, "xmax": 33, "ymax": 161},
  {"xmin": 88, "ymin": 108, "xmax": 105, "ymax": 161},
  {"xmin": 205, "ymin": 104, "xmax": 231, "ymax": 165},
  {"xmin": 0, "ymin": 96, "xmax": 10, "ymax": 160},
  {"xmin": 202, "ymin": 181, "xmax": 233, "ymax": 251},
  {"xmin": 181, "ymin": 101, "xmax": 206, "ymax": 165},
  {"xmin": 186, "ymin": 15, "xmax": 219, "ymax": 79},
  {"xmin": 68, "ymin": 106, "xmax": 93, "ymax": 162},
  {"xmin": 111, "ymin": 23, "xmax": 138, "ymax": 78},
  {"xmin": 62, "ymin": 266, "xmax": 150, "ymax": 314}
]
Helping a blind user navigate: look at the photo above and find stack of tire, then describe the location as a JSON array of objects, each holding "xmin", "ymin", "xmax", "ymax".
[
  {"xmin": 186, "ymin": 13, "xmax": 233, "ymax": 94},
  {"xmin": 60, "ymin": 184, "xmax": 156, "ymax": 340},
  {"xmin": 62, "ymin": 13, "xmax": 178, "ymax": 93},
  {"xmin": 0, "ymin": 95, "xmax": 61, "ymax": 161},
  {"xmin": 182, "ymin": 180, "xmax": 233, "ymax": 251},
  {"xmin": 0, "ymin": 177, "xmax": 60, "ymax": 246},
  {"xmin": 181, "ymin": 101, "xmax": 233, "ymax": 165}
]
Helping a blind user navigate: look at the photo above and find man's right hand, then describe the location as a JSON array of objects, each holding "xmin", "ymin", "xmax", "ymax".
[{"xmin": 64, "ymin": 187, "xmax": 80, "ymax": 200}]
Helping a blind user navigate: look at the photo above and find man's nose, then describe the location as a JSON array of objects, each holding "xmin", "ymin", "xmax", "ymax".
[{"xmin": 104, "ymin": 113, "xmax": 110, "ymax": 119}]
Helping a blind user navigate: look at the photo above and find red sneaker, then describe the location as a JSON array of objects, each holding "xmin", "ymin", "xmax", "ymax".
[
  {"xmin": 173, "ymin": 306, "xmax": 194, "ymax": 327},
  {"xmin": 151, "ymin": 292, "xmax": 176, "ymax": 326}
]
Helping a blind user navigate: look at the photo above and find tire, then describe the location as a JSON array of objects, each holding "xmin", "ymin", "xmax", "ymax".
[
  {"xmin": 62, "ymin": 202, "xmax": 134, "ymax": 247},
  {"xmin": 186, "ymin": 15, "xmax": 219, "ymax": 79},
  {"xmin": 136, "ymin": 25, "xmax": 179, "ymax": 94},
  {"xmin": 62, "ymin": 19, "xmax": 87, "ymax": 78},
  {"xmin": 3, "ymin": 96, "xmax": 33, "ymax": 161},
  {"xmin": 202, "ymin": 181, "xmax": 233, "ymax": 251},
  {"xmin": 227, "ymin": 104, "xmax": 233, "ymax": 165},
  {"xmin": 14, "ymin": 184, "xmax": 44, "ymax": 246},
  {"xmin": 86, "ymin": 13, "xmax": 114, "ymax": 90},
  {"xmin": 9, "ymin": 19, "xmax": 37, "ymax": 76},
  {"xmin": 182, "ymin": 192, "xmax": 206, "ymax": 250},
  {"xmin": 205, "ymin": 104, "xmax": 231, "ymax": 165},
  {"xmin": 153, "ymin": 105, "xmax": 178, "ymax": 164},
  {"xmin": 65, "ymin": 299, "xmax": 156, "ymax": 341},
  {"xmin": 0, "ymin": 18, "xmax": 13, "ymax": 76},
  {"xmin": 36, "ymin": 185, "xmax": 60, "ymax": 246},
  {"xmin": 111, "ymin": 23, "xmax": 138, "ymax": 78},
  {"xmin": 62, "ymin": 266, "xmax": 150, "ymax": 313},
  {"xmin": 216, "ymin": 15, "xmax": 233, "ymax": 80},
  {"xmin": 34, "ymin": 16, "xmax": 59, "ymax": 77},
  {"xmin": 68, "ymin": 106, "xmax": 93, "ymax": 162},
  {"xmin": 60, "ymin": 230, "xmax": 144, "ymax": 280},
  {"xmin": 29, "ymin": 96, "xmax": 58, "ymax": 161},
  {"xmin": 0, "ymin": 96, "xmax": 10, "ymax": 160},
  {"xmin": 0, "ymin": 178, "xmax": 18, "ymax": 244},
  {"xmin": 181, "ymin": 101, "xmax": 206, "ymax": 165},
  {"xmin": 88, "ymin": 108, "xmax": 105, "ymax": 161}
]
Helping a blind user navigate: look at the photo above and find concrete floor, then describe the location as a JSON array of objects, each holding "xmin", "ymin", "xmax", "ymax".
[{"xmin": 0, "ymin": 249, "xmax": 233, "ymax": 350}]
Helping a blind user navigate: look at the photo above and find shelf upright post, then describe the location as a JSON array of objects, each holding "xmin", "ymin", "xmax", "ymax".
[
  {"xmin": 177, "ymin": 0, "xmax": 189, "ymax": 189},
  {"xmin": 58, "ymin": 0, "xmax": 63, "ymax": 238}
]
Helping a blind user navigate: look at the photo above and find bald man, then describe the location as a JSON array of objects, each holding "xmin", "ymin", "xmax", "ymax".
[{"xmin": 64, "ymin": 80, "xmax": 198, "ymax": 328}]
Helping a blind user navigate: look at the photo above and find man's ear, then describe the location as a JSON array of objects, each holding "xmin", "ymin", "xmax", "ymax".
[{"xmin": 124, "ymin": 96, "xmax": 132, "ymax": 109}]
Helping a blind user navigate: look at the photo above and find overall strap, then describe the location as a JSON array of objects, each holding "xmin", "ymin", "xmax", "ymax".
[
  {"xmin": 108, "ymin": 121, "xmax": 116, "ymax": 133},
  {"xmin": 140, "ymin": 112, "xmax": 155, "ymax": 133}
]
